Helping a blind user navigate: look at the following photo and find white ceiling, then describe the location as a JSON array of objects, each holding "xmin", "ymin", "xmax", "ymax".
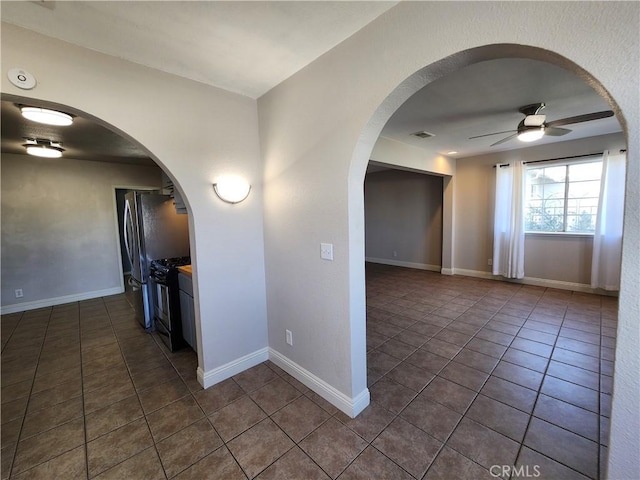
[
  {"xmin": 1, "ymin": 2, "xmax": 623, "ymax": 164},
  {"xmin": 1, "ymin": 0, "xmax": 397, "ymax": 98}
]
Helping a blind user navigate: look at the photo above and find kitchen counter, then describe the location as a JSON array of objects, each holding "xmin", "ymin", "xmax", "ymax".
[{"xmin": 178, "ymin": 264, "xmax": 192, "ymax": 276}]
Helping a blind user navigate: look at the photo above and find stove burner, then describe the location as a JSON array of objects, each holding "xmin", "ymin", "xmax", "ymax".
[{"xmin": 153, "ymin": 256, "xmax": 191, "ymax": 269}]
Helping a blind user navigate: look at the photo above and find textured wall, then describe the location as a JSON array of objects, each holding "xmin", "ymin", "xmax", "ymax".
[
  {"xmin": 365, "ymin": 169, "xmax": 443, "ymax": 268},
  {"xmin": 1, "ymin": 153, "xmax": 161, "ymax": 308},
  {"xmin": 454, "ymin": 132, "xmax": 626, "ymax": 285},
  {"xmin": 258, "ymin": 1, "xmax": 638, "ymax": 472},
  {"xmin": 1, "ymin": 23, "xmax": 269, "ymax": 376},
  {"xmin": 2, "ymin": 1, "xmax": 638, "ymax": 474}
]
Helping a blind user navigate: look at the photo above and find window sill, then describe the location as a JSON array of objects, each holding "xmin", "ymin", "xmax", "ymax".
[{"xmin": 525, "ymin": 231, "xmax": 594, "ymax": 238}]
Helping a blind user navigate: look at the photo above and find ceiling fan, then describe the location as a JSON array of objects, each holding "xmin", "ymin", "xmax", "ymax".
[{"xmin": 469, "ymin": 102, "xmax": 614, "ymax": 147}]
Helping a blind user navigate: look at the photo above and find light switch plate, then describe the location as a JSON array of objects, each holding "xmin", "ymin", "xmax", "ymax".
[{"xmin": 320, "ymin": 243, "xmax": 334, "ymax": 261}]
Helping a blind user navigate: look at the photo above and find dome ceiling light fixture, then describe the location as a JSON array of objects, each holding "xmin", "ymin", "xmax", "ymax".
[
  {"xmin": 20, "ymin": 106, "xmax": 73, "ymax": 126},
  {"xmin": 23, "ymin": 138, "xmax": 65, "ymax": 158}
]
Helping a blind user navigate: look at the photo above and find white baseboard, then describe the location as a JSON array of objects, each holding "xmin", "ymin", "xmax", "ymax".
[
  {"xmin": 453, "ymin": 268, "xmax": 494, "ymax": 279},
  {"xmin": 0, "ymin": 286, "xmax": 124, "ymax": 314},
  {"xmin": 269, "ymin": 347, "xmax": 370, "ymax": 418},
  {"xmin": 440, "ymin": 268, "xmax": 454, "ymax": 276},
  {"xmin": 366, "ymin": 257, "xmax": 441, "ymax": 273},
  {"xmin": 197, "ymin": 347, "xmax": 269, "ymax": 389},
  {"xmin": 453, "ymin": 268, "xmax": 617, "ymax": 295}
]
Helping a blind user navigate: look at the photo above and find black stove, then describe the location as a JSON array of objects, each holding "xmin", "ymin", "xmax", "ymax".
[
  {"xmin": 149, "ymin": 256, "xmax": 190, "ymax": 351},
  {"xmin": 153, "ymin": 256, "xmax": 191, "ymax": 268},
  {"xmin": 151, "ymin": 256, "xmax": 190, "ymax": 273}
]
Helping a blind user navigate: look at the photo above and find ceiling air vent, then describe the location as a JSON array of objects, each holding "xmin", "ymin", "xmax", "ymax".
[{"xmin": 411, "ymin": 131, "xmax": 435, "ymax": 139}]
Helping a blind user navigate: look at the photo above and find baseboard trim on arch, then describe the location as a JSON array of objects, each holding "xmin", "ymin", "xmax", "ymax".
[
  {"xmin": 197, "ymin": 347, "xmax": 269, "ymax": 389},
  {"xmin": 269, "ymin": 347, "xmax": 370, "ymax": 418}
]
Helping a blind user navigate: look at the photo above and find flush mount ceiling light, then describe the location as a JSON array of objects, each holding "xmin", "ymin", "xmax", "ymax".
[
  {"xmin": 21, "ymin": 106, "xmax": 73, "ymax": 126},
  {"xmin": 23, "ymin": 139, "xmax": 64, "ymax": 158},
  {"xmin": 213, "ymin": 176, "xmax": 251, "ymax": 204}
]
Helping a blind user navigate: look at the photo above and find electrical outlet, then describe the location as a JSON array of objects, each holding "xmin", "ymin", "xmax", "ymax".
[
  {"xmin": 286, "ymin": 329, "xmax": 293, "ymax": 346},
  {"xmin": 393, "ymin": 251, "xmax": 398, "ymax": 258},
  {"xmin": 15, "ymin": 289, "xmax": 23, "ymax": 298},
  {"xmin": 488, "ymin": 259, "xmax": 493, "ymax": 266},
  {"xmin": 320, "ymin": 243, "xmax": 333, "ymax": 261}
]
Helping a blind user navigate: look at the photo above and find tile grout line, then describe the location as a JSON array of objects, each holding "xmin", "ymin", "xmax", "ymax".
[
  {"xmin": 79, "ymin": 301, "xmax": 91, "ymax": 480},
  {"xmin": 0, "ymin": 311, "xmax": 24, "ymax": 355},
  {"xmin": 7, "ymin": 306, "xmax": 54, "ymax": 479},
  {"xmin": 507, "ymin": 290, "xmax": 568, "ymax": 479},
  {"xmin": 3, "ymin": 268, "xmax": 615, "ymax": 480},
  {"xmin": 414, "ymin": 284, "xmax": 529, "ymax": 479},
  {"xmin": 100, "ymin": 299, "xmax": 170, "ymax": 480},
  {"xmin": 368, "ymin": 272, "xmax": 606, "ymax": 479},
  {"xmin": 368, "ymin": 280, "xmax": 528, "ymax": 478}
]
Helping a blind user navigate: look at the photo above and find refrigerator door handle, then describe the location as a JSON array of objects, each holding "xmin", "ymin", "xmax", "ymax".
[{"xmin": 124, "ymin": 200, "xmax": 134, "ymax": 268}]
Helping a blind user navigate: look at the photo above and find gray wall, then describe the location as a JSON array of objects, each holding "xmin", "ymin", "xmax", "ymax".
[
  {"xmin": 454, "ymin": 132, "xmax": 626, "ymax": 285},
  {"xmin": 364, "ymin": 169, "xmax": 443, "ymax": 268},
  {"xmin": 1, "ymin": 153, "xmax": 162, "ymax": 309}
]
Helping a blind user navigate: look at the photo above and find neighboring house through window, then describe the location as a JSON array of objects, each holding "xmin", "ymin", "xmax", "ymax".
[{"xmin": 524, "ymin": 158, "xmax": 602, "ymax": 233}]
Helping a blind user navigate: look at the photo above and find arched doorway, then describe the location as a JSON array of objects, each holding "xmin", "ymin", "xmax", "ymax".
[
  {"xmin": 349, "ymin": 44, "xmax": 627, "ymax": 478},
  {"xmin": 1, "ymin": 92, "xmax": 198, "ymax": 348}
]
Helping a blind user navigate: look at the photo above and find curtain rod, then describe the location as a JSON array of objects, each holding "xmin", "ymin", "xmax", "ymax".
[{"xmin": 494, "ymin": 149, "xmax": 627, "ymax": 168}]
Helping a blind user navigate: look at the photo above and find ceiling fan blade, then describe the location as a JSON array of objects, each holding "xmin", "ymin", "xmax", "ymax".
[
  {"xmin": 469, "ymin": 130, "xmax": 516, "ymax": 140},
  {"xmin": 491, "ymin": 133, "xmax": 518, "ymax": 147},
  {"xmin": 544, "ymin": 127, "xmax": 571, "ymax": 136},
  {"xmin": 546, "ymin": 110, "xmax": 614, "ymax": 128},
  {"xmin": 524, "ymin": 114, "xmax": 546, "ymax": 126}
]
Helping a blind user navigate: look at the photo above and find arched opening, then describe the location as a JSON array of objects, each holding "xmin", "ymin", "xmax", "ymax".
[
  {"xmin": 1, "ymin": 93, "xmax": 202, "ymax": 363},
  {"xmin": 349, "ymin": 44, "xmax": 626, "ymax": 478}
]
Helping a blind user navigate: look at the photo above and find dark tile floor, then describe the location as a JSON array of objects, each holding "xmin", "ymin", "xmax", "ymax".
[{"xmin": 1, "ymin": 264, "xmax": 615, "ymax": 479}]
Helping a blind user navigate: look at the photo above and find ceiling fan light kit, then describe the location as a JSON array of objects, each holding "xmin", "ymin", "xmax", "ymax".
[{"xmin": 517, "ymin": 126, "xmax": 545, "ymax": 142}]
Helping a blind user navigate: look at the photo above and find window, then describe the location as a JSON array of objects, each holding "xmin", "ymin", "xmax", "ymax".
[{"xmin": 524, "ymin": 159, "xmax": 602, "ymax": 233}]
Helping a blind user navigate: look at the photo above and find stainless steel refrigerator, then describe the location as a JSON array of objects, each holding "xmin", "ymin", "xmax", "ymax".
[{"xmin": 123, "ymin": 192, "xmax": 189, "ymax": 330}]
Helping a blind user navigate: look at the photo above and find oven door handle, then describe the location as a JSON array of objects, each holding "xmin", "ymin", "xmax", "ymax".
[{"xmin": 155, "ymin": 282, "xmax": 170, "ymax": 320}]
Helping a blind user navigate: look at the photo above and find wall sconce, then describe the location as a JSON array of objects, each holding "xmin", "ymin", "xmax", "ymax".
[{"xmin": 213, "ymin": 176, "xmax": 251, "ymax": 204}]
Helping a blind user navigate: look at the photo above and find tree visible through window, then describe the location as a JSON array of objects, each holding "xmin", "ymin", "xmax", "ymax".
[{"xmin": 525, "ymin": 160, "xmax": 602, "ymax": 233}]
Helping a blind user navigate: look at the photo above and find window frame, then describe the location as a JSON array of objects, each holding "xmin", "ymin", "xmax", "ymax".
[{"xmin": 524, "ymin": 156, "xmax": 603, "ymax": 235}]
